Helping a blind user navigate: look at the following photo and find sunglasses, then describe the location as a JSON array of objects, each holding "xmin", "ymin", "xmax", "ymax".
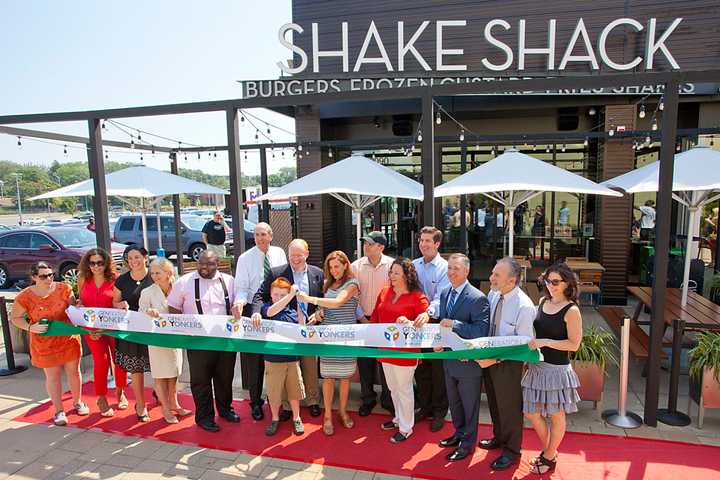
[
  {"xmin": 544, "ymin": 278, "xmax": 564, "ymax": 287},
  {"xmin": 89, "ymin": 260, "xmax": 105, "ymax": 267},
  {"xmin": 37, "ymin": 273, "xmax": 55, "ymax": 280}
]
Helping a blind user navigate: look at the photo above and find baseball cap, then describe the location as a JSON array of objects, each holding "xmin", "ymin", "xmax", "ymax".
[{"xmin": 361, "ymin": 231, "xmax": 387, "ymax": 246}]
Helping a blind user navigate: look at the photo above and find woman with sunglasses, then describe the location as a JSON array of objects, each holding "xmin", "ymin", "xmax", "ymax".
[
  {"xmin": 77, "ymin": 248, "xmax": 128, "ymax": 417},
  {"xmin": 11, "ymin": 262, "xmax": 89, "ymax": 426},
  {"xmin": 113, "ymin": 245, "xmax": 153, "ymax": 422},
  {"xmin": 522, "ymin": 263, "xmax": 583, "ymax": 475}
]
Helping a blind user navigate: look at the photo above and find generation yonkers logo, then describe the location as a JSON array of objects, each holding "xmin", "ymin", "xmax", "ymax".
[
  {"xmin": 82, "ymin": 308, "xmax": 128, "ymax": 328},
  {"xmin": 154, "ymin": 318, "xmax": 168, "ymax": 328},
  {"xmin": 384, "ymin": 326, "xmax": 443, "ymax": 346},
  {"xmin": 83, "ymin": 309, "xmax": 96, "ymax": 324},
  {"xmin": 154, "ymin": 317, "xmax": 203, "ymax": 330},
  {"xmin": 227, "ymin": 318, "xmax": 241, "ymax": 333},
  {"xmin": 300, "ymin": 326, "xmax": 356, "ymax": 341},
  {"xmin": 300, "ymin": 326, "xmax": 317, "ymax": 339},
  {"xmin": 384, "ymin": 325, "xmax": 400, "ymax": 342}
]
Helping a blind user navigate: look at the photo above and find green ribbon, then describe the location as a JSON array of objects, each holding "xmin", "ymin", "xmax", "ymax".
[{"xmin": 43, "ymin": 321, "xmax": 540, "ymax": 363}]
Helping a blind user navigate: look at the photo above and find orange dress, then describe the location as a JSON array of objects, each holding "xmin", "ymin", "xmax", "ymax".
[{"xmin": 15, "ymin": 282, "xmax": 82, "ymax": 368}]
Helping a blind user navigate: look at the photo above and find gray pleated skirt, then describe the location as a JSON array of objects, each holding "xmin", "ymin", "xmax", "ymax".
[{"xmin": 521, "ymin": 361, "xmax": 581, "ymax": 416}]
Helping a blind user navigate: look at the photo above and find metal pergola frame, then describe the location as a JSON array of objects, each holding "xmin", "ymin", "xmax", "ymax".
[{"xmin": 2, "ymin": 69, "xmax": 720, "ymax": 427}]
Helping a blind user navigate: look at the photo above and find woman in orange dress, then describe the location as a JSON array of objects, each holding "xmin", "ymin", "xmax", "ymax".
[{"xmin": 11, "ymin": 261, "xmax": 89, "ymax": 426}]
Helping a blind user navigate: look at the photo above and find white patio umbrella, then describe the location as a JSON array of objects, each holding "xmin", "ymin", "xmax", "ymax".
[
  {"xmin": 257, "ymin": 154, "xmax": 424, "ymax": 259},
  {"xmin": 602, "ymin": 145, "xmax": 720, "ymax": 306},
  {"xmin": 30, "ymin": 165, "xmax": 228, "ymax": 251},
  {"xmin": 434, "ymin": 148, "xmax": 622, "ymax": 257}
]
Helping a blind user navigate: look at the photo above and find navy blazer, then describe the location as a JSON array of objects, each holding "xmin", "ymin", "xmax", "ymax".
[
  {"xmin": 439, "ymin": 282, "xmax": 491, "ymax": 378},
  {"xmin": 251, "ymin": 264, "xmax": 324, "ymax": 316}
]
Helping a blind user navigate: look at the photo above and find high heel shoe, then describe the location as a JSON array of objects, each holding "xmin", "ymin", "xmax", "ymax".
[
  {"xmin": 163, "ymin": 411, "xmax": 179, "ymax": 424},
  {"xmin": 172, "ymin": 407, "xmax": 192, "ymax": 417},
  {"xmin": 135, "ymin": 405, "xmax": 150, "ymax": 423},
  {"xmin": 338, "ymin": 412, "xmax": 354, "ymax": 429},
  {"xmin": 117, "ymin": 391, "xmax": 129, "ymax": 410}
]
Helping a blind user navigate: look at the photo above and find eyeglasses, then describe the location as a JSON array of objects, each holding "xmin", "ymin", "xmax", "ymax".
[
  {"xmin": 37, "ymin": 273, "xmax": 54, "ymax": 280},
  {"xmin": 544, "ymin": 278, "xmax": 564, "ymax": 287},
  {"xmin": 89, "ymin": 260, "xmax": 105, "ymax": 267}
]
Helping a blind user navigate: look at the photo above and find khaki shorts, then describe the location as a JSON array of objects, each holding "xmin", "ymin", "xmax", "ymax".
[
  {"xmin": 265, "ymin": 361, "xmax": 305, "ymax": 405},
  {"xmin": 206, "ymin": 244, "xmax": 226, "ymax": 257}
]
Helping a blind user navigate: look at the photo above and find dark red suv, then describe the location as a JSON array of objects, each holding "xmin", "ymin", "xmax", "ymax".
[{"xmin": 0, "ymin": 227, "xmax": 126, "ymax": 288}]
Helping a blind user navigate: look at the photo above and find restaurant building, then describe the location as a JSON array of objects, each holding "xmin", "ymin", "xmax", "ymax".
[{"xmin": 243, "ymin": 0, "xmax": 720, "ymax": 304}]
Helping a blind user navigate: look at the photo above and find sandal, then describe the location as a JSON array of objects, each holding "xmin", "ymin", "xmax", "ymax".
[
  {"xmin": 338, "ymin": 412, "xmax": 354, "ymax": 429},
  {"xmin": 117, "ymin": 391, "xmax": 129, "ymax": 410},
  {"xmin": 322, "ymin": 417, "xmax": 334, "ymax": 436},
  {"xmin": 135, "ymin": 405, "xmax": 150, "ymax": 423},
  {"xmin": 531, "ymin": 453, "xmax": 557, "ymax": 475},
  {"xmin": 97, "ymin": 397, "xmax": 114, "ymax": 417},
  {"xmin": 172, "ymin": 407, "xmax": 192, "ymax": 417},
  {"xmin": 163, "ymin": 411, "xmax": 179, "ymax": 424}
]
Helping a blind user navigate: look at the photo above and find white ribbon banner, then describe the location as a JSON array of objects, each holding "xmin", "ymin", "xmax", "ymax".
[{"xmin": 66, "ymin": 306, "xmax": 531, "ymax": 351}]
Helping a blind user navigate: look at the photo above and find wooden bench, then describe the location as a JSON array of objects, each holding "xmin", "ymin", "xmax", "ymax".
[{"xmin": 596, "ymin": 306, "xmax": 667, "ymax": 362}]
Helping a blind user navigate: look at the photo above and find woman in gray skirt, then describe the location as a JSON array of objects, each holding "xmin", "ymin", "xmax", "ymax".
[{"xmin": 522, "ymin": 262, "xmax": 583, "ymax": 475}]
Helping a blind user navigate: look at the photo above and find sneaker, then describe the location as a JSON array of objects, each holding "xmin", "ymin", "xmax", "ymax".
[
  {"xmin": 390, "ymin": 431, "xmax": 412, "ymax": 443},
  {"xmin": 53, "ymin": 411, "xmax": 68, "ymax": 426},
  {"xmin": 381, "ymin": 421, "xmax": 398, "ymax": 431},
  {"xmin": 293, "ymin": 418, "xmax": 304, "ymax": 436},
  {"xmin": 74, "ymin": 402, "xmax": 90, "ymax": 416},
  {"xmin": 265, "ymin": 420, "xmax": 279, "ymax": 436}
]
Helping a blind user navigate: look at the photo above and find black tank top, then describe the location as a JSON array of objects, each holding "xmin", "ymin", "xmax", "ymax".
[{"xmin": 534, "ymin": 300, "xmax": 575, "ymax": 365}]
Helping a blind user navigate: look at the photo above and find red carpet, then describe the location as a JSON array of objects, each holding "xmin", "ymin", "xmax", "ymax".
[{"xmin": 13, "ymin": 383, "xmax": 720, "ymax": 480}]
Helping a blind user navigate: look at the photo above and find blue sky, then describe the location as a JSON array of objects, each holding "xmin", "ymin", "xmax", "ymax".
[{"xmin": 0, "ymin": 1, "xmax": 295, "ymax": 176}]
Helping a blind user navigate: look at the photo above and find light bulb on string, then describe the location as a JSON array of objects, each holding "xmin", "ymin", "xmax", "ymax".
[
  {"xmin": 659, "ymin": 98, "xmax": 664, "ymax": 111},
  {"xmin": 63, "ymin": 145, "xmax": 68, "ymax": 156},
  {"xmin": 241, "ymin": 115, "xmax": 245, "ymax": 123},
  {"xmin": 266, "ymin": 127, "xmax": 271, "ymax": 135},
  {"xmin": 608, "ymin": 127, "xmax": 615, "ymax": 137},
  {"xmin": 328, "ymin": 148, "xmax": 333, "ymax": 158},
  {"xmin": 140, "ymin": 152, "xmax": 144, "ymax": 162},
  {"xmin": 561, "ymin": 144, "xmax": 566, "ymax": 152},
  {"xmin": 101, "ymin": 121, "xmax": 106, "ymax": 129},
  {"xmin": 476, "ymin": 144, "xmax": 480, "ymax": 151},
  {"xmin": 588, "ymin": 107, "xmax": 597, "ymax": 116},
  {"xmin": 281, "ymin": 150, "xmax": 285, "ymax": 158},
  {"xmin": 532, "ymin": 143, "xmax": 537, "ymax": 150},
  {"xmin": 676, "ymin": 142, "xmax": 681, "ymax": 152},
  {"xmin": 459, "ymin": 130, "xmax": 465, "ymax": 142},
  {"xmin": 130, "ymin": 136, "xmax": 135, "ymax": 149},
  {"xmin": 583, "ymin": 137, "xmax": 589, "ymax": 147},
  {"xmin": 417, "ymin": 132, "xmax": 423, "ymax": 142},
  {"xmin": 137, "ymin": 132, "xmax": 142, "ymax": 142},
  {"xmin": 639, "ymin": 104, "xmax": 646, "ymax": 118},
  {"xmin": 197, "ymin": 152, "xmax": 201, "ymax": 160},
  {"xmin": 545, "ymin": 145, "xmax": 550, "ymax": 153},
  {"xmin": 435, "ymin": 111, "xmax": 441, "ymax": 125},
  {"xmin": 151, "ymin": 146, "xmax": 155, "ymax": 155},
  {"xmin": 244, "ymin": 151, "xmax": 248, "ymax": 160},
  {"xmin": 645, "ymin": 135, "xmax": 651, "ymax": 144},
  {"xmin": 710, "ymin": 136, "xmax": 715, "ymax": 147},
  {"xmin": 651, "ymin": 118, "xmax": 658, "ymax": 131},
  {"xmin": 214, "ymin": 152, "xmax": 217, "ymax": 158},
  {"xmin": 255, "ymin": 130, "xmax": 259, "ymax": 141},
  {"xmin": 17, "ymin": 137, "xmax": 22, "ymax": 148},
  {"xmin": 298, "ymin": 144, "xmax": 303, "ymax": 151},
  {"xmin": 105, "ymin": 152, "xmax": 108, "ymax": 160}
]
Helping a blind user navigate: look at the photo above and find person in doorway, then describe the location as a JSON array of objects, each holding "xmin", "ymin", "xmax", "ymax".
[
  {"xmin": 11, "ymin": 262, "xmax": 89, "ymax": 426},
  {"xmin": 370, "ymin": 258, "xmax": 429, "ymax": 443},
  {"xmin": 77, "ymin": 248, "xmax": 127, "ymax": 417},
  {"xmin": 523, "ymin": 263, "xmax": 582, "ymax": 475},
  {"xmin": 478, "ymin": 257, "xmax": 536, "ymax": 471},
  {"xmin": 351, "ymin": 231, "xmax": 394, "ymax": 417},
  {"xmin": 411, "ymin": 226, "xmax": 450, "ymax": 432},
  {"xmin": 202, "ymin": 210, "xmax": 229, "ymax": 257},
  {"xmin": 140, "ymin": 257, "xmax": 191, "ymax": 424},
  {"xmin": 557, "ymin": 201, "xmax": 570, "ymax": 226},
  {"xmin": 167, "ymin": 250, "xmax": 239, "ymax": 432},
  {"xmin": 635, "ymin": 200, "xmax": 656, "ymax": 241},
  {"xmin": 435, "ymin": 254, "xmax": 490, "ymax": 462},
  {"xmin": 298, "ymin": 250, "xmax": 359, "ymax": 436},
  {"xmin": 252, "ymin": 238, "xmax": 324, "ymax": 420},
  {"xmin": 232, "ymin": 222, "xmax": 287, "ymax": 421},
  {"xmin": 112, "ymin": 245, "xmax": 153, "ymax": 422}
]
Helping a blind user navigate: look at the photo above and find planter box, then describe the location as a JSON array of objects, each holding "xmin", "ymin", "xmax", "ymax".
[
  {"xmin": 689, "ymin": 366, "xmax": 720, "ymax": 428},
  {"xmin": 572, "ymin": 360, "xmax": 605, "ymax": 408}
]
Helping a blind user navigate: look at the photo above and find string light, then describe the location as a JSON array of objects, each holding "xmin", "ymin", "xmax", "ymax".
[
  {"xmin": 459, "ymin": 130, "xmax": 465, "ymax": 142},
  {"xmin": 583, "ymin": 137, "xmax": 589, "ymax": 147},
  {"xmin": 298, "ymin": 144, "xmax": 303, "ymax": 151},
  {"xmin": 17, "ymin": 136, "xmax": 22, "ymax": 148},
  {"xmin": 639, "ymin": 104, "xmax": 646, "ymax": 119},
  {"xmin": 651, "ymin": 118, "xmax": 658, "ymax": 131},
  {"xmin": 608, "ymin": 126, "xmax": 615, "ymax": 137},
  {"xmin": 561, "ymin": 144, "xmax": 566, "ymax": 152},
  {"xmin": 101, "ymin": 121, "xmax": 106, "ymax": 130},
  {"xmin": 645, "ymin": 135, "xmax": 651, "ymax": 144},
  {"xmin": 137, "ymin": 131, "xmax": 142, "ymax": 142},
  {"xmin": 266, "ymin": 127, "xmax": 271, "ymax": 135},
  {"xmin": 588, "ymin": 107, "xmax": 597, "ymax": 116},
  {"xmin": 659, "ymin": 97, "xmax": 664, "ymax": 111},
  {"xmin": 417, "ymin": 132, "xmax": 423, "ymax": 142},
  {"xmin": 63, "ymin": 144, "xmax": 68, "ymax": 155},
  {"xmin": 545, "ymin": 145, "xmax": 550, "ymax": 153},
  {"xmin": 241, "ymin": 115, "xmax": 245, "ymax": 122},
  {"xmin": 435, "ymin": 111, "xmax": 442, "ymax": 125},
  {"xmin": 328, "ymin": 148, "xmax": 333, "ymax": 158},
  {"xmin": 130, "ymin": 136, "xmax": 135, "ymax": 149}
]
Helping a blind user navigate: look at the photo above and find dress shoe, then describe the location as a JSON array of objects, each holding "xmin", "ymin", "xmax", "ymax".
[
  {"xmin": 414, "ymin": 409, "xmax": 431, "ymax": 422},
  {"xmin": 490, "ymin": 455, "xmax": 519, "ymax": 471},
  {"xmin": 220, "ymin": 411, "xmax": 241, "ymax": 423},
  {"xmin": 358, "ymin": 403, "xmax": 375, "ymax": 417},
  {"xmin": 446, "ymin": 447, "xmax": 473, "ymax": 462},
  {"xmin": 197, "ymin": 420, "xmax": 220, "ymax": 432},
  {"xmin": 251, "ymin": 405, "xmax": 264, "ymax": 421},
  {"xmin": 430, "ymin": 416, "xmax": 445, "ymax": 432},
  {"xmin": 439, "ymin": 436, "xmax": 461, "ymax": 448},
  {"xmin": 478, "ymin": 438, "xmax": 501, "ymax": 450},
  {"xmin": 279, "ymin": 409, "xmax": 292, "ymax": 422},
  {"xmin": 309, "ymin": 404, "xmax": 322, "ymax": 417}
]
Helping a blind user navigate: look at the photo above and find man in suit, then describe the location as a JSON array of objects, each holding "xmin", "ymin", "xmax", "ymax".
[
  {"xmin": 435, "ymin": 254, "xmax": 490, "ymax": 461},
  {"xmin": 252, "ymin": 238, "xmax": 323, "ymax": 419},
  {"xmin": 477, "ymin": 257, "xmax": 536, "ymax": 471}
]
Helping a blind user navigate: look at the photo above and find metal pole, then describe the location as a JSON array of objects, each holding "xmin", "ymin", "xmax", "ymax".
[
  {"xmin": 657, "ymin": 319, "xmax": 691, "ymax": 425},
  {"xmin": 87, "ymin": 118, "xmax": 111, "ymax": 251},
  {"xmin": 226, "ymin": 108, "xmax": 245, "ymax": 265},
  {"xmin": 0, "ymin": 297, "xmax": 28, "ymax": 376},
  {"xmin": 170, "ymin": 153, "xmax": 184, "ymax": 274},
  {"xmin": 645, "ymin": 78, "xmax": 679, "ymax": 426},
  {"xmin": 602, "ymin": 316, "xmax": 642, "ymax": 428},
  {"xmin": 259, "ymin": 147, "xmax": 270, "ymax": 223},
  {"xmin": 681, "ymin": 206, "xmax": 698, "ymax": 306},
  {"xmin": 156, "ymin": 199, "xmax": 163, "ymax": 250},
  {"xmin": 13, "ymin": 173, "xmax": 22, "ymax": 226},
  {"xmin": 459, "ymin": 143, "xmax": 468, "ymax": 254},
  {"xmin": 421, "ymin": 92, "xmax": 435, "ymax": 227}
]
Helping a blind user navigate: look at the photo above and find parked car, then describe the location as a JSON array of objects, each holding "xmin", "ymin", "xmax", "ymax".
[
  {"xmin": 0, "ymin": 224, "xmax": 12, "ymax": 232},
  {"xmin": 0, "ymin": 227, "xmax": 126, "ymax": 288},
  {"xmin": 112, "ymin": 214, "xmax": 254, "ymax": 261}
]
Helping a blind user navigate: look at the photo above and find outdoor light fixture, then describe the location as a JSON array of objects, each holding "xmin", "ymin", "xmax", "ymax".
[
  {"xmin": 645, "ymin": 135, "xmax": 651, "ymax": 143},
  {"xmin": 102, "ymin": 121, "xmax": 106, "ymax": 129},
  {"xmin": 328, "ymin": 148, "xmax": 333, "ymax": 158},
  {"xmin": 137, "ymin": 132, "xmax": 142, "ymax": 142},
  {"xmin": 63, "ymin": 145, "xmax": 67, "ymax": 155},
  {"xmin": 639, "ymin": 104, "xmax": 646, "ymax": 118},
  {"xmin": 298, "ymin": 144, "xmax": 303, "ymax": 150},
  {"xmin": 583, "ymin": 138, "xmax": 589, "ymax": 147},
  {"xmin": 130, "ymin": 137, "xmax": 135, "ymax": 149},
  {"xmin": 241, "ymin": 115, "xmax": 245, "ymax": 122},
  {"xmin": 267, "ymin": 127, "xmax": 271, "ymax": 135},
  {"xmin": 588, "ymin": 107, "xmax": 597, "ymax": 116},
  {"xmin": 546, "ymin": 146, "xmax": 550, "ymax": 153},
  {"xmin": 651, "ymin": 118, "xmax": 658, "ymax": 130},
  {"xmin": 436, "ymin": 111, "xmax": 441, "ymax": 125},
  {"xmin": 561, "ymin": 144, "xmax": 566, "ymax": 152},
  {"xmin": 608, "ymin": 127, "xmax": 615, "ymax": 136},
  {"xmin": 459, "ymin": 130, "xmax": 465, "ymax": 142},
  {"xmin": 16, "ymin": 137, "xmax": 21, "ymax": 148},
  {"xmin": 417, "ymin": 132, "xmax": 423, "ymax": 142},
  {"xmin": 659, "ymin": 98, "xmax": 665, "ymax": 110}
]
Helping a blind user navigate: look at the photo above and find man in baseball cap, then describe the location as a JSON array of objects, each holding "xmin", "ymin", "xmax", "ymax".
[{"xmin": 361, "ymin": 231, "xmax": 387, "ymax": 246}]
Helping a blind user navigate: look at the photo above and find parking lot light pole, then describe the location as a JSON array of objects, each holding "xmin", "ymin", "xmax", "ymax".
[{"xmin": 12, "ymin": 173, "xmax": 22, "ymax": 225}]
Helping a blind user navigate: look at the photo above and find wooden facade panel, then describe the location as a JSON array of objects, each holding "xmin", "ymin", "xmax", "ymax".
[{"xmin": 291, "ymin": 0, "xmax": 720, "ymax": 77}]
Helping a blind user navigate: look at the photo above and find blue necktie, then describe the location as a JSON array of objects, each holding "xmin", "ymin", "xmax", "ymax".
[{"xmin": 447, "ymin": 289, "xmax": 458, "ymax": 315}]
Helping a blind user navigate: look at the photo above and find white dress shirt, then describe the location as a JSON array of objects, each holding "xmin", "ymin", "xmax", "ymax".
[
  {"xmin": 233, "ymin": 245, "xmax": 287, "ymax": 305},
  {"xmin": 487, "ymin": 286, "xmax": 536, "ymax": 337}
]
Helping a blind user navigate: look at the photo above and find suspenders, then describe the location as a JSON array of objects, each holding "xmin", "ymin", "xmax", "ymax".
[{"xmin": 194, "ymin": 276, "xmax": 232, "ymax": 315}]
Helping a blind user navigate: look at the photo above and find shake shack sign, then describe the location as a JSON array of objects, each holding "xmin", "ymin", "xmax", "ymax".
[{"xmin": 239, "ymin": 16, "xmax": 695, "ymax": 98}]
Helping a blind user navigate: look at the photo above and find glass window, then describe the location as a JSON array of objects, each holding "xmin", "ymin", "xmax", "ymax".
[
  {"xmin": 0, "ymin": 233, "xmax": 30, "ymax": 248},
  {"xmin": 30, "ymin": 233, "xmax": 54, "ymax": 249},
  {"xmin": 118, "ymin": 217, "xmax": 136, "ymax": 231},
  {"xmin": 160, "ymin": 217, "xmax": 176, "ymax": 232},
  {"xmin": 52, "ymin": 229, "xmax": 96, "ymax": 247}
]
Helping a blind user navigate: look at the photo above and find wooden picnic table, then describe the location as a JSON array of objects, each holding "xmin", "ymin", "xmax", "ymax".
[
  {"xmin": 627, "ymin": 286, "xmax": 720, "ymax": 424},
  {"xmin": 565, "ymin": 260, "xmax": 605, "ymax": 272}
]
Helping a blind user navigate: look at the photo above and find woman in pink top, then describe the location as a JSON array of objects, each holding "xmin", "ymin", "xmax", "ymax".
[{"xmin": 77, "ymin": 248, "xmax": 128, "ymax": 416}]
